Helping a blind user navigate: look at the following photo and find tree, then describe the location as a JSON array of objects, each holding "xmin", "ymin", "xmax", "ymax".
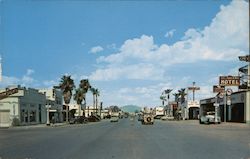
[
  {"xmin": 173, "ymin": 93, "xmax": 180, "ymax": 102},
  {"xmin": 90, "ymin": 87, "xmax": 97, "ymax": 115},
  {"xmin": 58, "ymin": 75, "xmax": 75, "ymax": 123},
  {"xmin": 74, "ymin": 88, "xmax": 85, "ymax": 116},
  {"xmin": 79, "ymin": 79, "xmax": 91, "ymax": 116},
  {"xmin": 95, "ymin": 89, "xmax": 100, "ymax": 114},
  {"xmin": 160, "ymin": 95, "xmax": 166, "ymax": 106},
  {"xmin": 178, "ymin": 88, "xmax": 187, "ymax": 104}
]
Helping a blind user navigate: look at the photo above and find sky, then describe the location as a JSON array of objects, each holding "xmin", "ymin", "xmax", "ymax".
[{"xmin": 0, "ymin": 0, "xmax": 249, "ymax": 107}]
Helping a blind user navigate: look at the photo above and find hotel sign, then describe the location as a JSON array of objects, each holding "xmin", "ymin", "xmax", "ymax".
[{"xmin": 219, "ymin": 76, "xmax": 240, "ymax": 86}]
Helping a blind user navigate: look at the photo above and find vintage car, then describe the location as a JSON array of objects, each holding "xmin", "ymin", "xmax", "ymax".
[{"xmin": 200, "ymin": 111, "xmax": 221, "ymax": 124}]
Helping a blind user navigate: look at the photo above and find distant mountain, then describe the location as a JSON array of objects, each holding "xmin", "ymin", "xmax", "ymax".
[{"xmin": 121, "ymin": 105, "xmax": 141, "ymax": 113}]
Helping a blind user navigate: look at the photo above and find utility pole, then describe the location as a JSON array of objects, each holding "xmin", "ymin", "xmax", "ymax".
[{"xmin": 188, "ymin": 82, "xmax": 200, "ymax": 101}]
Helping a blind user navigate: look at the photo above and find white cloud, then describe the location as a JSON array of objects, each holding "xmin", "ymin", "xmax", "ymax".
[
  {"xmin": 165, "ymin": 29, "xmax": 176, "ymax": 38},
  {"xmin": 89, "ymin": 46, "xmax": 104, "ymax": 54},
  {"xmin": 89, "ymin": 63, "xmax": 164, "ymax": 81},
  {"xmin": 91, "ymin": 0, "xmax": 248, "ymax": 83},
  {"xmin": 101, "ymin": 82, "xmax": 173, "ymax": 106},
  {"xmin": 26, "ymin": 69, "xmax": 34, "ymax": 76}
]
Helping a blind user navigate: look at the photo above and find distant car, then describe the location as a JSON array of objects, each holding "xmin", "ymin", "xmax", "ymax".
[
  {"xmin": 200, "ymin": 111, "xmax": 221, "ymax": 124},
  {"xmin": 69, "ymin": 116, "xmax": 88, "ymax": 124},
  {"xmin": 110, "ymin": 116, "xmax": 119, "ymax": 122}
]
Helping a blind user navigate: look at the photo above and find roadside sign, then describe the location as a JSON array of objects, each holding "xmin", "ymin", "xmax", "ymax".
[
  {"xmin": 213, "ymin": 85, "xmax": 225, "ymax": 93},
  {"xmin": 219, "ymin": 76, "xmax": 240, "ymax": 86},
  {"xmin": 218, "ymin": 92, "xmax": 224, "ymax": 99},
  {"xmin": 226, "ymin": 88, "xmax": 233, "ymax": 96},
  {"xmin": 226, "ymin": 96, "xmax": 231, "ymax": 105},
  {"xmin": 238, "ymin": 55, "xmax": 249, "ymax": 62}
]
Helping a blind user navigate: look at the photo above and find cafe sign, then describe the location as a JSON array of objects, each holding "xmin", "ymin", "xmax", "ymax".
[{"xmin": 219, "ymin": 76, "xmax": 240, "ymax": 86}]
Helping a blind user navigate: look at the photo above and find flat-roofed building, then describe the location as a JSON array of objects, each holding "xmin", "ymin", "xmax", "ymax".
[
  {"xmin": 39, "ymin": 88, "xmax": 63, "ymax": 123},
  {"xmin": 0, "ymin": 86, "xmax": 46, "ymax": 127}
]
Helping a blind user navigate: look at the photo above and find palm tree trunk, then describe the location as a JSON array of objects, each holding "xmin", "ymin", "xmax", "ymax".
[
  {"xmin": 78, "ymin": 104, "xmax": 81, "ymax": 116},
  {"xmin": 96, "ymin": 94, "xmax": 98, "ymax": 114},
  {"xmin": 66, "ymin": 104, "xmax": 69, "ymax": 123},
  {"xmin": 93, "ymin": 94, "xmax": 95, "ymax": 115}
]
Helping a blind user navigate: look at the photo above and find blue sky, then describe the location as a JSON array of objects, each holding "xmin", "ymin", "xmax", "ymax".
[{"xmin": 0, "ymin": 0, "xmax": 249, "ymax": 107}]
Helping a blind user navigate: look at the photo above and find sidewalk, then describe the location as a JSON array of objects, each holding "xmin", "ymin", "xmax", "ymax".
[{"xmin": 9, "ymin": 122, "xmax": 68, "ymax": 130}]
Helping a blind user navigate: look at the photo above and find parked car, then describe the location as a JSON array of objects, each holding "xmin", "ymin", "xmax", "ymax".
[
  {"xmin": 110, "ymin": 116, "xmax": 119, "ymax": 122},
  {"xmin": 69, "ymin": 116, "xmax": 88, "ymax": 124},
  {"xmin": 200, "ymin": 111, "xmax": 221, "ymax": 124}
]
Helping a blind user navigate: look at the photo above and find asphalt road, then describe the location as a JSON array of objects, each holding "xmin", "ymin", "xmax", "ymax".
[{"xmin": 0, "ymin": 118, "xmax": 250, "ymax": 159}]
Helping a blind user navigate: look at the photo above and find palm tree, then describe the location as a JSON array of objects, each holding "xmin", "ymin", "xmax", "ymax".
[
  {"xmin": 178, "ymin": 88, "xmax": 187, "ymax": 104},
  {"xmin": 74, "ymin": 88, "xmax": 85, "ymax": 116},
  {"xmin": 95, "ymin": 89, "xmax": 100, "ymax": 114},
  {"xmin": 160, "ymin": 95, "xmax": 166, "ymax": 106},
  {"xmin": 79, "ymin": 79, "xmax": 91, "ymax": 116},
  {"xmin": 173, "ymin": 93, "xmax": 180, "ymax": 102},
  {"xmin": 58, "ymin": 75, "xmax": 75, "ymax": 123},
  {"xmin": 90, "ymin": 88, "xmax": 100, "ymax": 115}
]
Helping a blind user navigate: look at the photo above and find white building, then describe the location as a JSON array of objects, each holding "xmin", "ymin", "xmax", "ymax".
[
  {"xmin": 180, "ymin": 100, "xmax": 200, "ymax": 120},
  {"xmin": 0, "ymin": 86, "xmax": 47, "ymax": 127},
  {"xmin": 39, "ymin": 88, "xmax": 63, "ymax": 123}
]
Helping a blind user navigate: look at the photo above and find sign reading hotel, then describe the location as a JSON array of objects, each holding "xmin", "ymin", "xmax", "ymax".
[{"xmin": 219, "ymin": 76, "xmax": 240, "ymax": 86}]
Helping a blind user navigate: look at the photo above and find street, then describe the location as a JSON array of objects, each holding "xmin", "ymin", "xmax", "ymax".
[{"xmin": 0, "ymin": 119, "xmax": 250, "ymax": 159}]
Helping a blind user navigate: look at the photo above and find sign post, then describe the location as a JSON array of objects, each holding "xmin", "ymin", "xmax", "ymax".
[{"xmin": 219, "ymin": 76, "xmax": 239, "ymax": 122}]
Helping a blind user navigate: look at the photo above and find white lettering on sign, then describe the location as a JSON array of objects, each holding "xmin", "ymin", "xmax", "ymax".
[{"xmin": 219, "ymin": 76, "xmax": 240, "ymax": 86}]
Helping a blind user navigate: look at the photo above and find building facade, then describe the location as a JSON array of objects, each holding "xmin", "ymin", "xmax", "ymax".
[
  {"xmin": 39, "ymin": 88, "xmax": 63, "ymax": 123},
  {"xmin": 200, "ymin": 90, "xmax": 250, "ymax": 123},
  {"xmin": 0, "ymin": 86, "xmax": 47, "ymax": 127}
]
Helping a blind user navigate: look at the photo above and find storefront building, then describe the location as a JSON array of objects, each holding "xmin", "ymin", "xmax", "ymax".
[
  {"xmin": 200, "ymin": 90, "xmax": 250, "ymax": 123},
  {"xmin": 0, "ymin": 86, "xmax": 47, "ymax": 127}
]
